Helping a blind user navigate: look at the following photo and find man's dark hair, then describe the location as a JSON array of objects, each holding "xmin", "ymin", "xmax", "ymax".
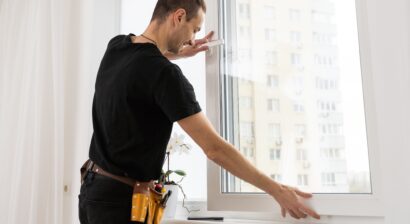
[{"xmin": 151, "ymin": 0, "xmax": 207, "ymax": 23}]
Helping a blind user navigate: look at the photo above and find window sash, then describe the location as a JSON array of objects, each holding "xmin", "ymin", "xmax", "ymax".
[{"xmin": 205, "ymin": 0, "xmax": 383, "ymax": 217}]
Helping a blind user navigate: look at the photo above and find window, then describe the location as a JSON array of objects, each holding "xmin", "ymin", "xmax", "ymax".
[
  {"xmin": 267, "ymin": 75, "xmax": 279, "ymax": 88},
  {"xmin": 264, "ymin": 6, "xmax": 276, "ymax": 19},
  {"xmin": 238, "ymin": 3, "xmax": 250, "ymax": 19},
  {"xmin": 291, "ymin": 53, "xmax": 302, "ymax": 66},
  {"xmin": 313, "ymin": 32, "xmax": 335, "ymax": 45},
  {"xmin": 268, "ymin": 123, "xmax": 281, "ymax": 138},
  {"xmin": 293, "ymin": 101, "xmax": 305, "ymax": 112},
  {"xmin": 242, "ymin": 146, "xmax": 255, "ymax": 157},
  {"xmin": 316, "ymin": 77, "xmax": 339, "ymax": 90},
  {"xmin": 270, "ymin": 174, "xmax": 282, "ymax": 182},
  {"xmin": 267, "ymin": 99, "xmax": 280, "ymax": 112},
  {"xmin": 297, "ymin": 149, "xmax": 308, "ymax": 161},
  {"xmin": 264, "ymin": 28, "xmax": 276, "ymax": 41},
  {"xmin": 295, "ymin": 124, "xmax": 306, "ymax": 137},
  {"xmin": 206, "ymin": 0, "xmax": 380, "ymax": 217},
  {"xmin": 265, "ymin": 51, "xmax": 278, "ymax": 65},
  {"xmin": 290, "ymin": 31, "xmax": 302, "ymax": 46},
  {"xmin": 289, "ymin": 9, "xmax": 301, "ymax": 22},
  {"xmin": 269, "ymin": 148, "xmax": 281, "ymax": 160},
  {"xmin": 292, "ymin": 76, "xmax": 304, "ymax": 95},
  {"xmin": 321, "ymin": 172, "xmax": 337, "ymax": 186},
  {"xmin": 240, "ymin": 122, "xmax": 254, "ymax": 138},
  {"xmin": 321, "ymin": 147, "xmax": 344, "ymax": 159},
  {"xmin": 298, "ymin": 174, "xmax": 309, "ymax": 186}
]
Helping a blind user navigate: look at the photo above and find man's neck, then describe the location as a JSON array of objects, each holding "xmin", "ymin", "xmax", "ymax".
[{"xmin": 142, "ymin": 21, "xmax": 168, "ymax": 54}]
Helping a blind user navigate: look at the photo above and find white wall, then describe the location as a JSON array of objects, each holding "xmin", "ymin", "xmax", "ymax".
[{"xmin": 366, "ymin": 0, "xmax": 410, "ymax": 223}]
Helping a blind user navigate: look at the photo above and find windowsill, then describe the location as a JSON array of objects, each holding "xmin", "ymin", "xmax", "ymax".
[
  {"xmin": 162, "ymin": 217, "xmax": 292, "ymax": 224},
  {"xmin": 165, "ymin": 201, "xmax": 330, "ymax": 224},
  {"xmin": 165, "ymin": 200, "xmax": 384, "ymax": 224}
]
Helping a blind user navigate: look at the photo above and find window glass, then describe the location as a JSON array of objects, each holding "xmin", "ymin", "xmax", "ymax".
[{"xmin": 222, "ymin": 0, "xmax": 372, "ymax": 194}]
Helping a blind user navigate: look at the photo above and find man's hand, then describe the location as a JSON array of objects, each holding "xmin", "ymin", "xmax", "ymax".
[
  {"xmin": 165, "ymin": 31, "xmax": 214, "ymax": 60},
  {"xmin": 271, "ymin": 183, "xmax": 321, "ymax": 220}
]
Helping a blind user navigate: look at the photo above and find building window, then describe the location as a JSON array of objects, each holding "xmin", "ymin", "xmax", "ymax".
[
  {"xmin": 289, "ymin": 9, "xmax": 301, "ymax": 22},
  {"xmin": 296, "ymin": 149, "xmax": 308, "ymax": 161},
  {"xmin": 293, "ymin": 101, "xmax": 305, "ymax": 112},
  {"xmin": 290, "ymin": 31, "xmax": 302, "ymax": 45},
  {"xmin": 268, "ymin": 123, "xmax": 281, "ymax": 138},
  {"xmin": 322, "ymin": 172, "xmax": 336, "ymax": 186},
  {"xmin": 240, "ymin": 122, "xmax": 255, "ymax": 138},
  {"xmin": 267, "ymin": 75, "xmax": 279, "ymax": 88},
  {"xmin": 321, "ymin": 148, "xmax": 344, "ymax": 159},
  {"xmin": 265, "ymin": 51, "xmax": 278, "ymax": 65},
  {"xmin": 265, "ymin": 28, "xmax": 277, "ymax": 41},
  {"xmin": 264, "ymin": 6, "xmax": 276, "ymax": 19},
  {"xmin": 291, "ymin": 53, "xmax": 302, "ymax": 66},
  {"xmin": 295, "ymin": 124, "xmax": 306, "ymax": 137},
  {"xmin": 239, "ymin": 3, "xmax": 251, "ymax": 19},
  {"xmin": 269, "ymin": 148, "xmax": 281, "ymax": 160},
  {"xmin": 298, "ymin": 174, "xmax": 309, "ymax": 186},
  {"xmin": 267, "ymin": 99, "xmax": 280, "ymax": 112},
  {"xmin": 318, "ymin": 123, "xmax": 342, "ymax": 135},
  {"xmin": 270, "ymin": 174, "xmax": 282, "ymax": 182}
]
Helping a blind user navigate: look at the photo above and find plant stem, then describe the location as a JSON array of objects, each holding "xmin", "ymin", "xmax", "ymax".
[{"xmin": 167, "ymin": 152, "xmax": 170, "ymax": 183}]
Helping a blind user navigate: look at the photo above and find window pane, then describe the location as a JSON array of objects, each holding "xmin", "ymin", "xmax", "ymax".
[{"xmin": 222, "ymin": 0, "xmax": 372, "ymax": 194}]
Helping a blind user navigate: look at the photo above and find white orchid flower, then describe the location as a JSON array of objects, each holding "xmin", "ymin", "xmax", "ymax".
[{"xmin": 166, "ymin": 132, "xmax": 192, "ymax": 155}]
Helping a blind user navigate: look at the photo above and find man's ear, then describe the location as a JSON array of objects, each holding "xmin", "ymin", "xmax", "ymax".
[{"xmin": 173, "ymin": 8, "xmax": 187, "ymax": 24}]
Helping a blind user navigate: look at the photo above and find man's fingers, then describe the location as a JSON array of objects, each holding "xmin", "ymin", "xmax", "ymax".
[
  {"xmin": 194, "ymin": 45, "xmax": 209, "ymax": 53},
  {"xmin": 288, "ymin": 209, "xmax": 300, "ymax": 219},
  {"xmin": 204, "ymin": 31, "xmax": 214, "ymax": 40},
  {"xmin": 195, "ymin": 31, "xmax": 215, "ymax": 45},
  {"xmin": 293, "ymin": 207, "xmax": 307, "ymax": 219},
  {"xmin": 295, "ymin": 188, "xmax": 313, "ymax": 198},
  {"xmin": 281, "ymin": 207, "xmax": 286, "ymax": 218},
  {"xmin": 300, "ymin": 204, "xmax": 321, "ymax": 220}
]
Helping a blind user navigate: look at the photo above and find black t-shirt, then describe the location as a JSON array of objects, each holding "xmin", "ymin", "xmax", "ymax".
[{"xmin": 89, "ymin": 33, "xmax": 202, "ymax": 181}]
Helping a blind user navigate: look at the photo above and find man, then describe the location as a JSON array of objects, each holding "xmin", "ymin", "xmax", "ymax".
[{"xmin": 78, "ymin": 0, "xmax": 321, "ymax": 223}]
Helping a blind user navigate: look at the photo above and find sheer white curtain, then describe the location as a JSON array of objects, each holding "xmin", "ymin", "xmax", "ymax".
[{"xmin": 0, "ymin": 0, "xmax": 97, "ymax": 223}]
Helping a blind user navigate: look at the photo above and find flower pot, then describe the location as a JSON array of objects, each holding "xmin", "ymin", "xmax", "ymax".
[{"xmin": 163, "ymin": 184, "xmax": 179, "ymax": 219}]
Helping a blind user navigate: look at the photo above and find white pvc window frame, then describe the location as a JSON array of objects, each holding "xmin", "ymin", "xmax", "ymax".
[{"xmin": 205, "ymin": 0, "xmax": 384, "ymax": 218}]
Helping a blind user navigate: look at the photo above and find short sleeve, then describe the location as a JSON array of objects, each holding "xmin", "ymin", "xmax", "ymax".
[{"xmin": 154, "ymin": 64, "xmax": 202, "ymax": 122}]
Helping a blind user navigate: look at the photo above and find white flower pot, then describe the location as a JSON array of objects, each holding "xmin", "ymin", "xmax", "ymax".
[{"xmin": 163, "ymin": 184, "xmax": 179, "ymax": 219}]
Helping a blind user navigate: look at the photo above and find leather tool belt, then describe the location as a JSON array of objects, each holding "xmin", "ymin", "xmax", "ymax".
[{"xmin": 80, "ymin": 159, "xmax": 165, "ymax": 224}]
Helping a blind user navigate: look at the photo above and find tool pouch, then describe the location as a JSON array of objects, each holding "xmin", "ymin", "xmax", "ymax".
[{"xmin": 131, "ymin": 182, "xmax": 165, "ymax": 224}]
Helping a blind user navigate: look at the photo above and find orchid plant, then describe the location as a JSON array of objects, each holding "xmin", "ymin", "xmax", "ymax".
[
  {"xmin": 159, "ymin": 132, "xmax": 192, "ymax": 185},
  {"xmin": 157, "ymin": 132, "xmax": 199, "ymax": 213}
]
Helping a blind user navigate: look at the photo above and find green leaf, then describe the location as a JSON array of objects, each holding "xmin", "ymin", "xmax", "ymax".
[
  {"xmin": 174, "ymin": 170, "xmax": 186, "ymax": 176},
  {"xmin": 165, "ymin": 170, "xmax": 173, "ymax": 177}
]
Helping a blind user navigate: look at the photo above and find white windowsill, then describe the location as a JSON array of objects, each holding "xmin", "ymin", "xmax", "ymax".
[
  {"xmin": 161, "ymin": 201, "xmax": 384, "ymax": 224},
  {"xmin": 163, "ymin": 218, "xmax": 292, "ymax": 224}
]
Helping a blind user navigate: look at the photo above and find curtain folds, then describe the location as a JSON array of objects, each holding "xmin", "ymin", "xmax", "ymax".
[{"xmin": 0, "ymin": 0, "xmax": 95, "ymax": 223}]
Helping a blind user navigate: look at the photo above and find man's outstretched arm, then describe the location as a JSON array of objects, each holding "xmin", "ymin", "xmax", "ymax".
[{"xmin": 178, "ymin": 112, "xmax": 321, "ymax": 220}]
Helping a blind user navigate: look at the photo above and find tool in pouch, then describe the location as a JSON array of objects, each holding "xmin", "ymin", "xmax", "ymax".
[{"xmin": 131, "ymin": 181, "xmax": 173, "ymax": 223}]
